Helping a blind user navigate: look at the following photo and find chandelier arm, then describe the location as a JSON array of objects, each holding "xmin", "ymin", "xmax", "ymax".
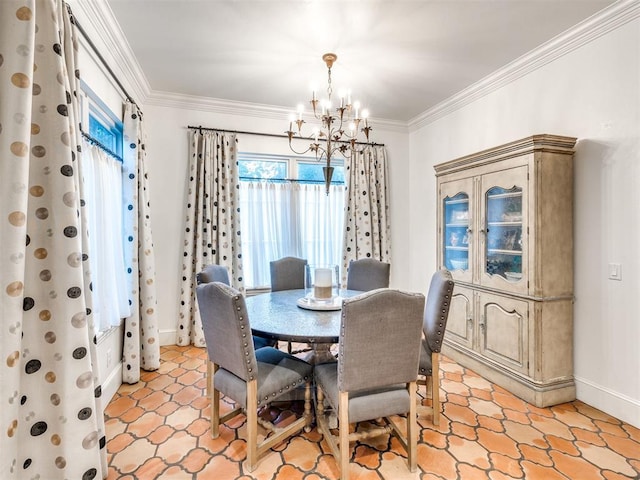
[{"xmin": 287, "ymin": 139, "xmax": 315, "ymax": 156}]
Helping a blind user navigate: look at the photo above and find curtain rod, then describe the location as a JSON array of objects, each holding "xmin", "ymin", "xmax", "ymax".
[
  {"xmin": 81, "ymin": 131, "xmax": 123, "ymax": 162},
  {"xmin": 69, "ymin": 4, "xmax": 137, "ymax": 106},
  {"xmin": 187, "ymin": 125, "xmax": 385, "ymax": 147}
]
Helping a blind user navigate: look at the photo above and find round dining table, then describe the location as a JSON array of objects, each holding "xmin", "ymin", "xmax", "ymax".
[{"xmin": 246, "ymin": 289, "xmax": 363, "ymax": 363}]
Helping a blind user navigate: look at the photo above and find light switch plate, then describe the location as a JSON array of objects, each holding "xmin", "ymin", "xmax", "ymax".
[{"xmin": 608, "ymin": 263, "xmax": 622, "ymax": 281}]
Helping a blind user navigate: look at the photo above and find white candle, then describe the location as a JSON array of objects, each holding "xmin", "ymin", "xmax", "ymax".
[
  {"xmin": 314, "ymin": 267, "xmax": 333, "ymax": 299},
  {"xmin": 315, "ymin": 268, "xmax": 332, "ymax": 286}
]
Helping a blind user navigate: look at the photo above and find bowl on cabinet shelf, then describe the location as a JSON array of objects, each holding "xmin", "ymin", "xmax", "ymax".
[
  {"xmin": 449, "ymin": 259, "xmax": 468, "ymax": 270},
  {"xmin": 504, "ymin": 271, "xmax": 523, "ymax": 281}
]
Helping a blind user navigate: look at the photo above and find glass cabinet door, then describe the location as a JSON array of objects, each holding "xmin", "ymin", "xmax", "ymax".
[
  {"xmin": 480, "ymin": 167, "xmax": 528, "ymax": 293},
  {"xmin": 440, "ymin": 179, "xmax": 473, "ymax": 283}
]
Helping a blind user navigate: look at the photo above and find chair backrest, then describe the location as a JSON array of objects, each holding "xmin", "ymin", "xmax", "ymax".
[
  {"xmin": 423, "ymin": 269, "xmax": 454, "ymax": 355},
  {"xmin": 196, "ymin": 264, "xmax": 230, "ymax": 285},
  {"xmin": 269, "ymin": 256, "xmax": 307, "ymax": 291},
  {"xmin": 338, "ymin": 289, "xmax": 425, "ymax": 392},
  {"xmin": 346, "ymin": 258, "xmax": 390, "ymax": 291},
  {"xmin": 196, "ymin": 282, "xmax": 257, "ymax": 381}
]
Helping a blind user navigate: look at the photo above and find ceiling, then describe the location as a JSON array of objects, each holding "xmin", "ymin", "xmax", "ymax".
[{"xmin": 106, "ymin": 0, "xmax": 614, "ymax": 123}]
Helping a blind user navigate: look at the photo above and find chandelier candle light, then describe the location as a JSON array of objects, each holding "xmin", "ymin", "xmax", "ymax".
[{"xmin": 286, "ymin": 53, "xmax": 373, "ymax": 194}]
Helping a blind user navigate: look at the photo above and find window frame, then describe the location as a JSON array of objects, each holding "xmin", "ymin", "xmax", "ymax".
[
  {"xmin": 79, "ymin": 80, "xmax": 124, "ymax": 161},
  {"xmin": 238, "ymin": 152, "xmax": 345, "ymax": 185}
]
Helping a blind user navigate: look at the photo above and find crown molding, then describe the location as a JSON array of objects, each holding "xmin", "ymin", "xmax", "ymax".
[
  {"xmin": 408, "ymin": 0, "xmax": 640, "ymax": 131},
  {"xmin": 146, "ymin": 90, "xmax": 291, "ymax": 118},
  {"xmin": 146, "ymin": 90, "xmax": 408, "ymax": 132},
  {"xmin": 70, "ymin": 0, "xmax": 151, "ymax": 104}
]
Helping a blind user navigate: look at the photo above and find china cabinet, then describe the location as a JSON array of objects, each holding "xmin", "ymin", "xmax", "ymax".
[{"xmin": 435, "ymin": 134, "xmax": 577, "ymax": 407}]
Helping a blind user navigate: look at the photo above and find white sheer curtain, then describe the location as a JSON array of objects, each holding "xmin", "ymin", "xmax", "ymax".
[
  {"xmin": 81, "ymin": 142, "xmax": 130, "ymax": 331},
  {"xmin": 239, "ymin": 181, "xmax": 345, "ymax": 288},
  {"xmin": 297, "ymin": 183, "xmax": 344, "ymax": 267}
]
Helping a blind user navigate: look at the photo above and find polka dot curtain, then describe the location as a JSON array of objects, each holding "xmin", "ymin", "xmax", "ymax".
[
  {"xmin": 342, "ymin": 145, "xmax": 392, "ymax": 285},
  {"xmin": 176, "ymin": 130, "xmax": 244, "ymax": 347},
  {"xmin": 121, "ymin": 102, "xmax": 160, "ymax": 384},
  {"xmin": 1, "ymin": 1, "xmax": 107, "ymax": 478}
]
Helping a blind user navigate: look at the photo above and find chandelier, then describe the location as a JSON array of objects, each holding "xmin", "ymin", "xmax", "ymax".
[{"xmin": 286, "ymin": 53, "xmax": 373, "ymax": 194}]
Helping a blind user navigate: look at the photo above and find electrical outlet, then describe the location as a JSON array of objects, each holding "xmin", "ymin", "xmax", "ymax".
[
  {"xmin": 106, "ymin": 348, "xmax": 112, "ymax": 368},
  {"xmin": 608, "ymin": 263, "xmax": 622, "ymax": 281}
]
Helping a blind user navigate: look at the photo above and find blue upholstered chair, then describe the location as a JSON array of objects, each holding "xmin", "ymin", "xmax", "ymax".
[
  {"xmin": 196, "ymin": 281, "xmax": 313, "ymax": 471},
  {"xmin": 418, "ymin": 269, "xmax": 454, "ymax": 425},
  {"xmin": 314, "ymin": 288, "xmax": 425, "ymax": 480},
  {"xmin": 346, "ymin": 258, "xmax": 390, "ymax": 291}
]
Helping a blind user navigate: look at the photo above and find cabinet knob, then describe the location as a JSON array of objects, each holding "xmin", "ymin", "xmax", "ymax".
[{"xmin": 479, "ymin": 315, "xmax": 485, "ymax": 330}]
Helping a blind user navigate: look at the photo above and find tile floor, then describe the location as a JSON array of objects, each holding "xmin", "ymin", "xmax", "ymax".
[{"xmin": 105, "ymin": 345, "xmax": 640, "ymax": 479}]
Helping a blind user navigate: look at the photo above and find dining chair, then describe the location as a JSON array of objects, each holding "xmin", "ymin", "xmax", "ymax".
[
  {"xmin": 269, "ymin": 256, "xmax": 308, "ymax": 354},
  {"xmin": 196, "ymin": 264, "xmax": 231, "ymax": 285},
  {"xmin": 197, "ymin": 263, "xmax": 276, "ymax": 348},
  {"xmin": 346, "ymin": 258, "xmax": 390, "ymax": 291},
  {"xmin": 418, "ymin": 269, "xmax": 454, "ymax": 425},
  {"xmin": 314, "ymin": 288, "xmax": 425, "ymax": 480},
  {"xmin": 269, "ymin": 256, "xmax": 307, "ymax": 291},
  {"xmin": 196, "ymin": 264, "xmax": 276, "ymax": 397},
  {"xmin": 196, "ymin": 281, "xmax": 313, "ymax": 471}
]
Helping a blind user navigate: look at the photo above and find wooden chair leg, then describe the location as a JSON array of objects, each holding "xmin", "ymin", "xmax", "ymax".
[
  {"xmin": 432, "ymin": 352, "xmax": 440, "ymax": 426},
  {"xmin": 206, "ymin": 359, "xmax": 212, "ymax": 396},
  {"xmin": 246, "ymin": 379, "xmax": 258, "ymax": 472},
  {"xmin": 407, "ymin": 381, "xmax": 417, "ymax": 472},
  {"xmin": 339, "ymin": 391, "xmax": 350, "ymax": 480},
  {"xmin": 211, "ymin": 363, "xmax": 220, "ymax": 438}
]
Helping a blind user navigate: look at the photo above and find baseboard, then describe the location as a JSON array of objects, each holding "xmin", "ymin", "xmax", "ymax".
[
  {"xmin": 160, "ymin": 328, "xmax": 177, "ymax": 346},
  {"xmin": 575, "ymin": 375, "xmax": 640, "ymax": 428},
  {"xmin": 102, "ymin": 360, "xmax": 123, "ymax": 405}
]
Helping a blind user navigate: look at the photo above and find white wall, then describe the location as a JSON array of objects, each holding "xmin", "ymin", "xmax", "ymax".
[
  {"xmin": 408, "ymin": 15, "xmax": 640, "ymax": 427},
  {"xmin": 142, "ymin": 103, "xmax": 410, "ymax": 345}
]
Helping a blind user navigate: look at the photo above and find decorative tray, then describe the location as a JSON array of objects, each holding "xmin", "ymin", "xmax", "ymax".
[{"xmin": 296, "ymin": 296, "xmax": 343, "ymax": 311}]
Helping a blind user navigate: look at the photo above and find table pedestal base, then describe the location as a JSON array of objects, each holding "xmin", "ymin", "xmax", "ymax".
[{"xmin": 303, "ymin": 343, "xmax": 336, "ymax": 365}]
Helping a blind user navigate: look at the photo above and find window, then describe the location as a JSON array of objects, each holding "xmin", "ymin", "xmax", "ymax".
[
  {"xmin": 79, "ymin": 82, "xmax": 129, "ymax": 333},
  {"xmin": 80, "ymin": 81, "xmax": 123, "ymax": 160},
  {"xmin": 239, "ymin": 154, "xmax": 345, "ymax": 289}
]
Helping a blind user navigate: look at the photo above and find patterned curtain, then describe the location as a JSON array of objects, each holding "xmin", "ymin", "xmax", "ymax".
[
  {"xmin": 176, "ymin": 130, "xmax": 244, "ymax": 347},
  {"xmin": 121, "ymin": 102, "xmax": 160, "ymax": 383},
  {"xmin": 341, "ymin": 145, "xmax": 391, "ymax": 284},
  {"xmin": 0, "ymin": 1, "xmax": 106, "ymax": 478}
]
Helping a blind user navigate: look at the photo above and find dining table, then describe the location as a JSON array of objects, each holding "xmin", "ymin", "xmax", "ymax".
[{"xmin": 246, "ymin": 288, "xmax": 363, "ymax": 364}]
